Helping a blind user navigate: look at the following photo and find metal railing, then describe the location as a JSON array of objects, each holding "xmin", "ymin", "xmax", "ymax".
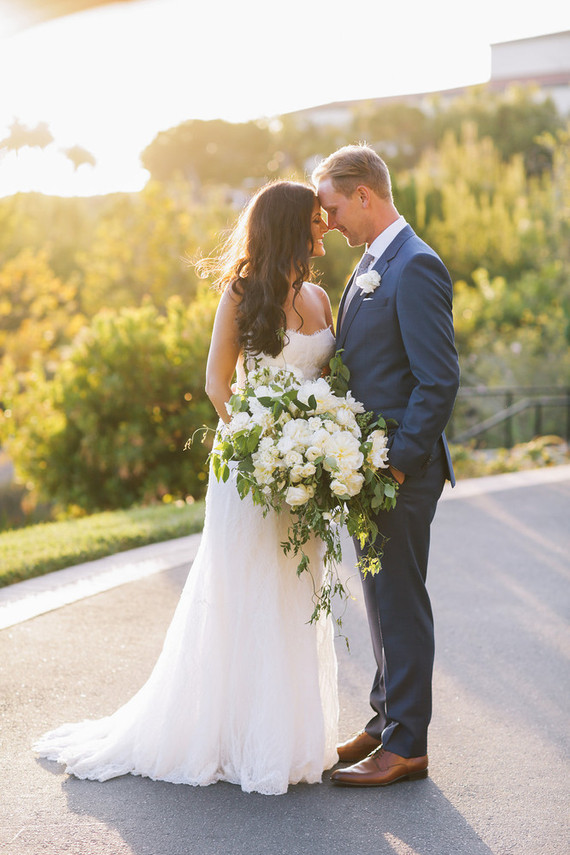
[{"xmin": 447, "ymin": 386, "xmax": 570, "ymax": 447}]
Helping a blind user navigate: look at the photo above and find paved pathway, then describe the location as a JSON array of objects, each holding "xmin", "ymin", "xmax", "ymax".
[{"xmin": 1, "ymin": 466, "xmax": 569, "ymax": 855}]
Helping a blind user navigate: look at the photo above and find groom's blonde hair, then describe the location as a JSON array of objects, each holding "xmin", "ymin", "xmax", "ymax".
[{"xmin": 312, "ymin": 144, "xmax": 392, "ymax": 200}]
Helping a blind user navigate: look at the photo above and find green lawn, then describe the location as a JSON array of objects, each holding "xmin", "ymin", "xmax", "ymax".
[{"xmin": 0, "ymin": 501, "xmax": 205, "ymax": 587}]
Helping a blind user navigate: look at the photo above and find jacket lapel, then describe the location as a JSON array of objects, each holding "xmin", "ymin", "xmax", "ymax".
[{"xmin": 337, "ymin": 225, "xmax": 415, "ymax": 346}]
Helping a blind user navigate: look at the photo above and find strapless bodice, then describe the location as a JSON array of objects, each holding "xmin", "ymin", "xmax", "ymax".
[{"xmin": 251, "ymin": 328, "xmax": 335, "ymax": 381}]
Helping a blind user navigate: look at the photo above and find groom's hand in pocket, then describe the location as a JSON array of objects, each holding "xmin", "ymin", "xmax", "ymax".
[{"xmin": 389, "ymin": 466, "xmax": 406, "ymax": 485}]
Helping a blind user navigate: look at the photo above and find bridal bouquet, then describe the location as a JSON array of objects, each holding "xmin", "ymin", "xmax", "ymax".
[{"xmin": 209, "ymin": 351, "xmax": 399, "ymax": 625}]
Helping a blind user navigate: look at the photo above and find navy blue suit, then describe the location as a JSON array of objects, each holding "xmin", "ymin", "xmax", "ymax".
[{"xmin": 337, "ymin": 224, "xmax": 460, "ymax": 757}]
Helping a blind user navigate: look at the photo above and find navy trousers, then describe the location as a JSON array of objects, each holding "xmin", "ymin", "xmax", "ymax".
[{"xmin": 355, "ymin": 442, "xmax": 447, "ymax": 758}]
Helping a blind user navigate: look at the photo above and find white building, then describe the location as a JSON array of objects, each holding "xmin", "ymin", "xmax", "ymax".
[{"xmin": 490, "ymin": 31, "xmax": 570, "ymax": 114}]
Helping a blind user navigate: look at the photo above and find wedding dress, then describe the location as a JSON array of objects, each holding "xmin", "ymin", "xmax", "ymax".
[{"xmin": 33, "ymin": 328, "xmax": 339, "ymax": 796}]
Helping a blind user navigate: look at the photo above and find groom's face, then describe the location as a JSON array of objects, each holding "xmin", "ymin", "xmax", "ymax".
[{"xmin": 317, "ymin": 178, "xmax": 369, "ymax": 247}]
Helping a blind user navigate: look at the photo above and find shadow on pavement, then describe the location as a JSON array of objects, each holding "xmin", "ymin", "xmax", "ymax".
[{"xmin": 58, "ymin": 766, "xmax": 494, "ymax": 855}]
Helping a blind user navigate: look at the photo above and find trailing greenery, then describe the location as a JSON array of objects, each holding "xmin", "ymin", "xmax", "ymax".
[{"xmin": 0, "ymin": 500, "xmax": 205, "ymax": 587}]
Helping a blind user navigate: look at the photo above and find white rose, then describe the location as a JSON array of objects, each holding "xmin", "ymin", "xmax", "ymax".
[
  {"xmin": 284, "ymin": 450, "xmax": 304, "ymax": 468},
  {"xmin": 253, "ymin": 466, "xmax": 275, "ymax": 486},
  {"xmin": 329, "ymin": 478, "xmax": 349, "ymax": 497},
  {"xmin": 252, "ymin": 449, "xmax": 277, "ymax": 472},
  {"xmin": 305, "ymin": 445, "xmax": 323, "ymax": 463},
  {"xmin": 285, "ymin": 483, "xmax": 315, "ymax": 507},
  {"xmin": 290, "ymin": 461, "xmax": 317, "ymax": 483},
  {"xmin": 299, "ymin": 462, "xmax": 316, "ymax": 478},
  {"xmin": 329, "ymin": 471, "xmax": 364, "ymax": 498},
  {"xmin": 258, "ymin": 436, "xmax": 275, "ymax": 452},
  {"xmin": 308, "ymin": 416, "xmax": 323, "ymax": 432}
]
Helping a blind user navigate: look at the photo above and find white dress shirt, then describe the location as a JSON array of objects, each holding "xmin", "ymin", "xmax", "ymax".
[{"xmin": 365, "ymin": 215, "xmax": 408, "ymax": 264}]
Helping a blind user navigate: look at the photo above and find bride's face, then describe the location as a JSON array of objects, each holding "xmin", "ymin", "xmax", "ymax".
[{"xmin": 309, "ymin": 200, "xmax": 328, "ymax": 257}]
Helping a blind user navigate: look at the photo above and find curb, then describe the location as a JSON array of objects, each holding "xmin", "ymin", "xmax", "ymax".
[{"xmin": 0, "ymin": 534, "xmax": 201, "ymax": 630}]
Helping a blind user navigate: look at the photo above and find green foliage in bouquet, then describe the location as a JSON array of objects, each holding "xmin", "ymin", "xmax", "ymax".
[{"xmin": 209, "ymin": 351, "xmax": 398, "ymax": 626}]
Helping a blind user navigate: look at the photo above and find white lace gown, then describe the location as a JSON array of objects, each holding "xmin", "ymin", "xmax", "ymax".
[{"xmin": 33, "ymin": 329, "xmax": 339, "ymax": 796}]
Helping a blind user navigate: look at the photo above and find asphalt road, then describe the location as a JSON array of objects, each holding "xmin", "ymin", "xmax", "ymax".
[{"xmin": 1, "ymin": 467, "xmax": 569, "ymax": 855}]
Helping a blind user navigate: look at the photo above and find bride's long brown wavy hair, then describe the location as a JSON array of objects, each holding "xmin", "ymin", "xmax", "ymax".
[{"xmin": 198, "ymin": 180, "xmax": 318, "ymax": 357}]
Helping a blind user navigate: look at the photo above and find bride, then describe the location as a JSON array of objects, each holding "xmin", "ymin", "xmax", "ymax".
[{"xmin": 33, "ymin": 180, "xmax": 339, "ymax": 796}]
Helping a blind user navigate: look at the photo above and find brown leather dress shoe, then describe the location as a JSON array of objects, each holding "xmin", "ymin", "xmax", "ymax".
[
  {"xmin": 336, "ymin": 730, "xmax": 382, "ymax": 763},
  {"xmin": 331, "ymin": 747, "xmax": 428, "ymax": 787}
]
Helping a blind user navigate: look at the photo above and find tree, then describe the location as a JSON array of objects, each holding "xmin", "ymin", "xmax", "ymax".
[
  {"xmin": 350, "ymin": 101, "xmax": 432, "ymax": 170},
  {"xmin": 141, "ymin": 118, "xmax": 277, "ymax": 186},
  {"xmin": 62, "ymin": 145, "xmax": 96, "ymax": 170},
  {"xmin": 78, "ymin": 180, "xmax": 232, "ymax": 316},
  {"xmin": 430, "ymin": 85, "xmax": 563, "ymax": 175},
  {"xmin": 0, "ymin": 119, "xmax": 54, "ymax": 153},
  {"xmin": 0, "ymin": 248, "xmax": 84, "ymax": 372},
  {"xmin": 396, "ymin": 123, "xmax": 566, "ymax": 283}
]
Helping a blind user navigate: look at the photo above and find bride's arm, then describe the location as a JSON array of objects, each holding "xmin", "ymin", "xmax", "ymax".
[{"xmin": 205, "ymin": 289, "xmax": 241, "ymax": 423}]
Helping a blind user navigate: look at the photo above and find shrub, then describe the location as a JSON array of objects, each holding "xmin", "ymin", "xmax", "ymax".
[{"xmin": 1, "ymin": 291, "xmax": 218, "ymax": 513}]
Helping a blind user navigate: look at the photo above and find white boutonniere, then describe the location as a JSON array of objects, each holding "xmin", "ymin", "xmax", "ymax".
[{"xmin": 356, "ymin": 270, "xmax": 381, "ymax": 294}]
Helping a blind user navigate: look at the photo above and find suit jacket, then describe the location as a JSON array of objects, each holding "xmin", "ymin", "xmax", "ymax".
[{"xmin": 337, "ymin": 225, "xmax": 460, "ymax": 484}]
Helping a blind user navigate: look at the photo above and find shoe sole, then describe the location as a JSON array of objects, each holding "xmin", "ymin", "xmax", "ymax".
[{"xmin": 331, "ymin": 768, "xmax": 428, "ymax": 787}]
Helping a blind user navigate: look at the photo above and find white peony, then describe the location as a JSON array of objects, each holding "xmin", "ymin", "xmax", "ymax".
[
  {"xmin": 344, "ymin": 391, "xmax": 366, "ymax": 414},
  {"xmin": 334, "ymin": 406, "xmax": 361, "ymax": 435},
  {"xmin": 277, "ymin": 435, "xmax": 296, "ymax": 455},
  {"xmin": 322, "ymin": 431, "xmax": 364, "ymax": 475},
  {"xmin": 289, "ymin": 461, "xmax": 316, "ymax": 483},
  {"xmin": 282, "ymin": 418, "xmax": 314, "ymax": 448},
  {"xmin": 297, "ymin": 377, "xmax": 339, "ymax": 414},
  {"xmin": 252, "ymin": 385, "xmax": 274, "ymax": 400},
  {"xmin": 342, "ymin": 470, "xmax": 365, "ymax": 496}
]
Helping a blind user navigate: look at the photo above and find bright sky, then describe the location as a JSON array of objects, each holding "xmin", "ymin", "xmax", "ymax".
[{"xmin": 0, "ymin": 0, "xmax": 568, "ymax": 197}]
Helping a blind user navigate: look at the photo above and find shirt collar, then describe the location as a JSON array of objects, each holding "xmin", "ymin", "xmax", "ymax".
[{"xmin": 366, "ymin": 215, "xmax": 407, "ymax": 261}]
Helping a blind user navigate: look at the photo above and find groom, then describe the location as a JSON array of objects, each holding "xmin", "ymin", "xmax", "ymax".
[{"xmin": 313, "ymin": 145, "xmax": 460, "ymax": 786}]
